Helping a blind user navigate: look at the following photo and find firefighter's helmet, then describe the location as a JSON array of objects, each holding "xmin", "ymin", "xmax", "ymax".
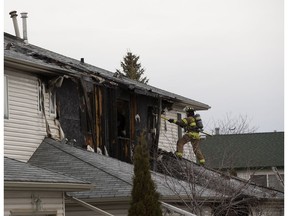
[{"xmin": 184, "ymin": 106, "xmax": 195, "ymax": 113}]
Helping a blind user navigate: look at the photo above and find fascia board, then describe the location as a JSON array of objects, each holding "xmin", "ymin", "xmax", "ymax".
[{"xmin": 4, "ymin": 56, "xmax": 76, "ymax": 76}]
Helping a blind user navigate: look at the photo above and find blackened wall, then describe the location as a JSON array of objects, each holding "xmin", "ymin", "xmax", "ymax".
[{"xmin": 56, "ymin": 78, "xmax": 85, "ymax": 147}]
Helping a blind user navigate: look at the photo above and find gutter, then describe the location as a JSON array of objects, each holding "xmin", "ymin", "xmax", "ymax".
[
  {"xmin": 5, "ymin": 181, "xmax": 94, "ymax": 191},
  {"xmin": 4, "ymin": 56, "xmax": 78, "ymax": 76}
]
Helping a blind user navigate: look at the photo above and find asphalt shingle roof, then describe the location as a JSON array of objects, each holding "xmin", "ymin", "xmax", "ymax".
[
  {"xmin": 201, "ymin": 132, "xmax": 284, "ymax": 169},
  {"xmin": 4, "ymin": 157, "xmax": 89, "ymax": 185},
  {"xmin": 28, "ymin": 138, "xmax": 219, "ymax": 199}
]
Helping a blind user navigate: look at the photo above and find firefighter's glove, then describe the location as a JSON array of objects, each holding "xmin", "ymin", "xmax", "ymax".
[{"xmin": 168, "ymin": 119, "xmax": 175, "ymax": 123}]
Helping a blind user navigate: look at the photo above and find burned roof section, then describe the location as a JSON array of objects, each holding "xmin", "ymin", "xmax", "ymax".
[{"xmin": 4, "ymin": 32, "xmax": 210, "ymax": 110}]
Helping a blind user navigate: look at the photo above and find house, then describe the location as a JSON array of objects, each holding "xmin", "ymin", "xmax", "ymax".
[
  {"xmin": 200, "ymin": 132, "xmax": 284, "ymax": 192},
  {"xmin": 4, "ymin": 13, "xmax": 284, "ymax": 215},
  {"xmin": 4, "ymin": 31, "xmax": 210, "ymax": 165},
  {"xmin": 4, "ymin": 26, "xmax": 210, "ymax": 215}
]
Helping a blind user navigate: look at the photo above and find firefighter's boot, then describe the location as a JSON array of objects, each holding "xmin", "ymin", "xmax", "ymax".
[
  {"xmin": 175, "ymin": 151, "xmax": 183, "ymax": 159},
  {"xmin": 199, "ymin": 159, "xmax": 205, "ymax": 166}
]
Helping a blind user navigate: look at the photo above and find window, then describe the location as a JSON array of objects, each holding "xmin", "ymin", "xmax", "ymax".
[
  {"xmin": 250, "ymin": 174, "xmax": 284, "ymax": 192},
  {"xmin": 268, "ymin": 174, "xmax": 284, "ymax": 191},
  {"xmin": 4, "ymin": 75, "xmax": 8, "ymax": 119},
  {"xmin": 250, "ymin": 175, "xmax": 267, "ymax": 186}
]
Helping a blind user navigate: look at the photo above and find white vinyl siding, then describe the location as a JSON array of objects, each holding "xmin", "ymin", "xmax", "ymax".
[
  {"xmin": 4, "ymin": 75, "xmax": 9, "ymax": 119},
  {"xmin": 158, "ymin": 111, "xmax": 179, "ymax": 153},
  {"xmin": 4, "ymin": 190, "xmax": 65, "ymax": 216},
  {"xmin": 158, "ymin": 110, "xmax": 196, "ymax": 162},
  {"xmin": 4, "ymin": 70, "xmax": 60, "ymax": 162}
]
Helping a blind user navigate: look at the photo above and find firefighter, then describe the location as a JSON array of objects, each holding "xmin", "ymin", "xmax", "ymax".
[{"xmin": 168, "ymin": 106, "xmax": 206, "ymax": 165}]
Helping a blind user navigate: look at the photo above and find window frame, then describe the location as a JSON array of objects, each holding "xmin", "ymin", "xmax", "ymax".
[{"xmin": 250, "ymin": 173, "xmax": 284, "ymax": 191}]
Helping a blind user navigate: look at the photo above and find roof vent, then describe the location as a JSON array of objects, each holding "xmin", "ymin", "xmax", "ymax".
[
  {"xmin": 20, "ymin": 12, "xmax": 28, "ymax": 43},
  {"xmin": 9, "ymin": 11, "xmax": 21, "ymax": 38}
]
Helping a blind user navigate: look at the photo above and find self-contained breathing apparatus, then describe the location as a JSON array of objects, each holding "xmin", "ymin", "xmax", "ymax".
[{"xmin": 183, "ymin": 106, "xmax": 203, "ymax": 132}]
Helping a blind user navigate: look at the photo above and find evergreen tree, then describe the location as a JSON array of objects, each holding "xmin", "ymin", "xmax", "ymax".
[
  {"xmin": 128, "ymin": 132, "xmax": 162, "ymax": 216},
  {"xmin": 116, "ymin": 52, "xmax": 149, "ymax": 84}
]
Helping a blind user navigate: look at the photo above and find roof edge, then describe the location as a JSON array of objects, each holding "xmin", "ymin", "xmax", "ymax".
[{"xmin": 4, "ymin": 181, "xmax": 95, "ymax": 191}]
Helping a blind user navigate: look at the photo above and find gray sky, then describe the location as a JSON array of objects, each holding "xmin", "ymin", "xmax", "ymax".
[{"xmin": 3, "ymin": 0, "xmax": 284, "ymax": 133}]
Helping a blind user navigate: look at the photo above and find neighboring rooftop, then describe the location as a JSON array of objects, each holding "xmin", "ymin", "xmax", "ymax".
[{"xmin": 200, "ymin": 132, "xmax": 284, "ymax": 169}]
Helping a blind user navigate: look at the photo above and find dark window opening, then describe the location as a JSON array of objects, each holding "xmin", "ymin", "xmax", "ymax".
[
  {"xmin": 250, "ymin": 175, "xmax": 267, "ymax": 187},
  {"xmin": 116, "ymin": 100, "xmax": 131, "ymax": 163},
  {"xmin": 117, "ymin": 100, "xmax": 129, "ymax": 138}
]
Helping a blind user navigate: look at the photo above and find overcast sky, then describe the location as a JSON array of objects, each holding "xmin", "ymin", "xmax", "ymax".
[{"xmin": 3, "ymin": 0, "xmax": 284, "ymax": 133}]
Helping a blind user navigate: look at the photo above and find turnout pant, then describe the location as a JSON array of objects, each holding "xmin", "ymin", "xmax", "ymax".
[{"xmin": 176, "ymin": 133, "xmax": 205, "ymax": 162}]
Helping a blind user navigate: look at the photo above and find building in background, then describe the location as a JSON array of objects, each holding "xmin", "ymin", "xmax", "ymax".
[{"xmin": 201, "ymin": 132, "xmax": 284, "ymax": 192}]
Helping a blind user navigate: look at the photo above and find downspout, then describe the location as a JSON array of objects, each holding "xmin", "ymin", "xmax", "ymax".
[
  {"xmin": 160, "ymin": 202, "xmax": 197, "ymax": 216},
  {"xmin": 68, "ymin": 196, "xmax": 114, "ymax": 216},
  {"xmin": 9, "ymin": 11, "xmax": 21, "ymax": 38}
]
